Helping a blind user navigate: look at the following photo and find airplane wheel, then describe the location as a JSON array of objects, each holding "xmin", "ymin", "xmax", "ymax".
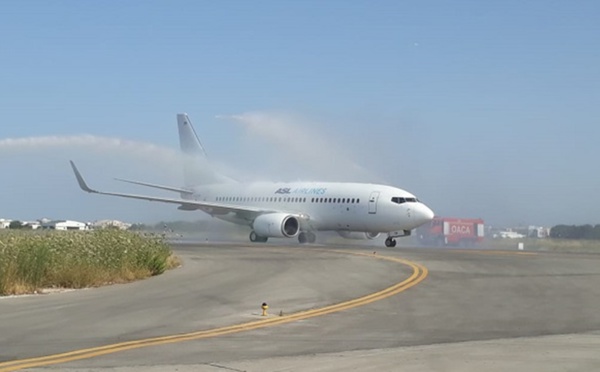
[
  {"xmin": 249, "ymin": 231, "xmax": 258, "ymax": 242},
  {"xmin": 298, "ymin": 232, "xmax": 308, "ymax": 244},
  {"xmin": 307, "ymin": 232, "xmax": 316, "ymax": 244},
  {"xmin": 385, "ymin": 237, "xmax": 397, "ymax": 248},
  {"xmin": 250, "ymin": 232, "xmax": 269, "ymax": 243}
]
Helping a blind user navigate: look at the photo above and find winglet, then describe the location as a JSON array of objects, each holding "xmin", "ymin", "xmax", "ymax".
[{"xmin": 69, "ymin": 161, "xmax": 96, "ymax": 193}]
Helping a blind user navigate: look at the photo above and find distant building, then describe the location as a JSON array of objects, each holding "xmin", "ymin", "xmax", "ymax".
[
  {"xmin": 91, "ymin": 220, "xmax": 132, "ymax": 230},
  {"xmin": 0, "ymin": 219, "xmax": 11, "ymax": 229},
  {"xmin": 495, "ymin": 229, "xmax": 526, "ymax": 239},
  {"xmin": 41, "ymin": 220, "xmax": 88, "ymax": 231},
  {"xmin": 22, "ymin": 221, "xmax": 41, "ymax": 230},
  {"xmin": 528, "ymin": 226, "xmax": 550, "ymax": 238}
]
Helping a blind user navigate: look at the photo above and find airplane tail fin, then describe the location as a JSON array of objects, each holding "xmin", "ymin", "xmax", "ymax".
[
  {"xmin": 176, "ymin": 113, "xmax": 234, "ymax": 186},
  {"xmin": 177, "ymin": 114, "xmax": 208, "ymax": 158}
]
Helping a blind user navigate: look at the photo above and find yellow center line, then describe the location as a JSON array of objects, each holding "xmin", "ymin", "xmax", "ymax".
[{"xmin": 0, "ymin": 249, "xmax": 427, "ymax": 371}]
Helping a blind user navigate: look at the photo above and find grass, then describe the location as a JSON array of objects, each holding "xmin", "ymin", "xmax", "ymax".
[
  {"xmin": 485, "ymin": 237, "xmax": 600, "ymax": 253},
  {"xmin": 0, "ymin": 229, "xmax": 180, "ymax": 296}
]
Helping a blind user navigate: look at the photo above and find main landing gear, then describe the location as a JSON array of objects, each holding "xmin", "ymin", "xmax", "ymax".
[
  {"xmin": 298, "ymin": 231, "xmax": 316, "ymax": 244},
  {"xmin": 249, "ymin": 231, "xmax": 316, "ymax": 244},
  {"xmin": 385, "ymin": 237, "xmax": 397, "ymax": 247},
  {"xmin": 249, "ymin": 231, "xmax": 268, "ymax": 243}
]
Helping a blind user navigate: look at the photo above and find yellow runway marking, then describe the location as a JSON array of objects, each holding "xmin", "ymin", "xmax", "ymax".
[{"xmin": 0, "ymin": 249, "xmax": 427, "ymax": 371}]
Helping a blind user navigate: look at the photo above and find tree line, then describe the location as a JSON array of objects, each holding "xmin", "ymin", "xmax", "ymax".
[
  {"xmin": 550, "ymin": 224, "xmax": 600, "ymax": 240},
  {"xmin": 129, "ymin": 220, "xmax": 208, "ymax": 232}
]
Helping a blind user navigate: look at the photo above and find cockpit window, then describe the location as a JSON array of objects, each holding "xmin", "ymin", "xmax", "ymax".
[{"xmin": 392, "ymin": 197, "xmax": 418, "ymax": 204}]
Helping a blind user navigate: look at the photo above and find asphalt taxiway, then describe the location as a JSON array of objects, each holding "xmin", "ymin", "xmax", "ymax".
[{"xmin": 1, "ymin": 242, "xmax": 600, "ymax": 371}]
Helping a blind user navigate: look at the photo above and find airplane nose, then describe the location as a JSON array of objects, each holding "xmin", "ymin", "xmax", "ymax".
[{"xmin": 413, "ymin": 203, "xmax": 435, "ymax": 226}]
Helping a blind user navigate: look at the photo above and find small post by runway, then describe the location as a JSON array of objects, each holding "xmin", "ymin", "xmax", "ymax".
[{"xmin": 261, "ymin": 302, "xmax": 269, "ymax": 316}]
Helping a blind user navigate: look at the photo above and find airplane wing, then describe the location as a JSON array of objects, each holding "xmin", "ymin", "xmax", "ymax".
[
  {"xmin": 113, "ymin": 177, "xmax": 195, "ymax": 195},
  {"xmin": 69, "ymin": 161, "xmax": 277, "ymax": 221}
]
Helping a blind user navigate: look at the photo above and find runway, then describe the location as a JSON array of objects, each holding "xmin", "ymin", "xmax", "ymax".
[{"xmin": 1, "ymin": 243, "xmax": 600, "ymax": 371}]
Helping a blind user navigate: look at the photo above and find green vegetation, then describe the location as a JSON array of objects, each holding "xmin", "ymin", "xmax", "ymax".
[
  {"xmin": 129, "ymin": 220, "xmax": 208, "ymax": 232},
  {"xmin": 487, "ymin": 237, "xmax": 600, "ymax": 253},
  {"xmin": 550, "ymin": 224, "xmax": 600, "ymax": 240},
  {"xmin": 0, "ymin": 229, "xmax": 179, "ymax": 296}
]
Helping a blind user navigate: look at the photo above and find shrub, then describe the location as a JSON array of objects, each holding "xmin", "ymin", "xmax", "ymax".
[{"xmin": 0, "ymin": 229, "xmax": 177, "ymax": 296}]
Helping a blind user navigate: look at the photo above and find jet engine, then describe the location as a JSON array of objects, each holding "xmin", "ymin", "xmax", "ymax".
[
  {"xmin": 337, "ymin": 231, "xmax": 381, "ymax": 240},
  {"xmin": 253, "ymin": 213, "xmax": 300, "ymax": 238}
]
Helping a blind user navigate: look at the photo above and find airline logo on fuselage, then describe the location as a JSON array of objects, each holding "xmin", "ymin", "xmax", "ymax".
[{"xmin": 275, "ymin": 187, "xmax": 327, "ymax": 195}]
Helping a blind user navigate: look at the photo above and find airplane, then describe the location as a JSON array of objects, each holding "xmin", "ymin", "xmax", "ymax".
[{"xmin": 70, "ymin": 113, "xmax": 434, "ymax": 247}]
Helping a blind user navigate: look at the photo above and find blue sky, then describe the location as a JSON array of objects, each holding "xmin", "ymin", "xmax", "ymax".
[{"xmin": 1, "ymin": 1, "xmax": 599, "ymax": 227}]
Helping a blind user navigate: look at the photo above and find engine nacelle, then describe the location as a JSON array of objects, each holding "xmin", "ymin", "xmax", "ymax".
[
  {"xmin": 253, "ymin": 213, "xmax": 300, "ymax": 238},
  {"xmin": 337, "ymin": 231, "xmax": 381, "ymax": 240}
]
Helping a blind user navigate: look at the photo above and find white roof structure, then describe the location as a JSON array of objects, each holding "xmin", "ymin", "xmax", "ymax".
[{"xmin": 41, "ymin": 220, "xmax": 88, "ymax": 231}]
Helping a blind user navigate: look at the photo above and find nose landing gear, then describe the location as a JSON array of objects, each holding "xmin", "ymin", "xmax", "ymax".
[{"xmin": 385, "ymin": 230, "xmax": 411, "ymax": 247}]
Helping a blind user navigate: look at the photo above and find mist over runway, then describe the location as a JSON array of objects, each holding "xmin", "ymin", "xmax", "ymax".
[{"xmin": 1, "ymin": 243, "xmax": 600, "ymax": 371}]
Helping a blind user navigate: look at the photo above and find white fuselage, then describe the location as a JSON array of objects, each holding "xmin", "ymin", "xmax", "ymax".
[
  {"xmin": 70, "ymin": 113, "xmax": 435, "ymax": 246},
  {"xmin": 186, "ymin": 181, "xmax": 434, "ymax": 234}
]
